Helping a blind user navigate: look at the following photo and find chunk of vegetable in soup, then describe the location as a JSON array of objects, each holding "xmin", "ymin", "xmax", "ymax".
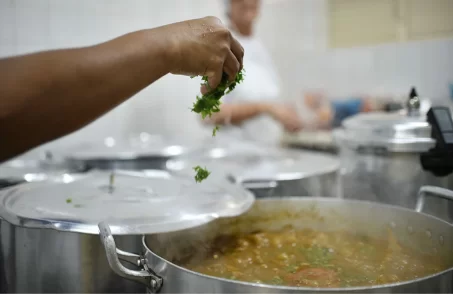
[{"xmin": 183, "ymin": 228, "xmax": 446, "ymax": 288}]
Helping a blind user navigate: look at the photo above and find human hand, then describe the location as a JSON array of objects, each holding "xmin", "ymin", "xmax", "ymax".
[
  {"xmin": 268, "ymin": 104, "xmax": 303, "ymax": 133},
  {"xmin": 161, "ymin": 16, "xmax": 244, "ymax": 89}
]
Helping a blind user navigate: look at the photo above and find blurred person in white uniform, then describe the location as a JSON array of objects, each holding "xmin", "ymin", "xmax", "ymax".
[{"xmin": 206, "ymin": 0, "xmax": 302, "ymax": 146}]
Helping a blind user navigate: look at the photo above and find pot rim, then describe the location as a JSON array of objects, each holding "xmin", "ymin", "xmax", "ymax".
[
  {"xmin": 66, "ymin": 154, "xmax": 175, "ymax": 162},
  {"xmin": 235, "ymin": 164, "xmax": 340, "ymax": 183},
  {"xmin": 142, "ymin": 197, "xmax": 453, "ymax": 292}
]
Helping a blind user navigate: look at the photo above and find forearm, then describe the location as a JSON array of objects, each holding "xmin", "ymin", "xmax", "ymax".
[
  {"xmin": 210, "ymin": 102, "xmax": 270, "ymax": 125},
  {"xmin": 0, "ymin": 29, "xmax": 171, "ymax": 162}
]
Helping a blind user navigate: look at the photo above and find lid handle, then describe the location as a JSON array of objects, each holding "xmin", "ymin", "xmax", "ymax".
[
  {"xmin": 108, "ymin": 172, "xmax": 115, "ymax": 193},
  {"xmin": 98, "ymin": 222, "xmax": 163, "ymax": 292},
  {"xmin": 406, "ymin": 87, "xmax": 421, "ymax": 117},
  {"xmin": 241, "ymin": 180, "xmax": 279, "ymax": 190},
  {"xmin": 420, "ymin": 107, "xmax": 453, "ymax": 176}
]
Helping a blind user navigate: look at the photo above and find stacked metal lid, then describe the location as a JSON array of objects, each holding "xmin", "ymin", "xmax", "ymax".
[
  {"xmin": 335, "ymin": 111, "xmax": 435, "ymax": 152},
  {"xmin": 333, "ymin": 87, "xmax": 449, "ymax": 153}
]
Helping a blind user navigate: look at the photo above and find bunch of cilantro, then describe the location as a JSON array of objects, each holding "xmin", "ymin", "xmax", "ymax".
[{"xmin": 191, "ymin": 69, "xmax": 245, "ymax": 183}]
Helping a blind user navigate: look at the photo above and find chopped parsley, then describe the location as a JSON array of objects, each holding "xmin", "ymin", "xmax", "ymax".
[
  {"xmin": 193, "ymin": 166, "xmax": 210, "ymax": 183},
  {"xmin": 191, "ymin": 70, "xmax": 245, "ymax": 121},
  {"xmin": 300, "ymin": 245, "xmax": 333, "ymax": 267},
  {"xmin": 191, "ymin": 70, "xmax": 245, "ymax": 182},
  {"xmin": 66, "ymin": 198, "xmax": 72, "ymax": 204},
  {"xmin": 285, "ymin": 264, "xmax": 298, "ymax": 273},
  {"xmin": 270, "ymin": 276, "xmax": 284, "ymax": 285},
  {"xmin": 212, "ymin": 125, "xmax": 220, "ymax": 137}
]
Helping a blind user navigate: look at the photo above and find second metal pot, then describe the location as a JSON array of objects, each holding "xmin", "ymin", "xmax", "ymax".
[{"xmin": 166, "ymin": 144, "xmax": 342, "ymax": 198}]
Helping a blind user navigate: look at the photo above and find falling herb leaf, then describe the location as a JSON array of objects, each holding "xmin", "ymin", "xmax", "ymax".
[
  {"xmin": 190, "ymin": 70, "xmax": 245, "ymax": 182},
  {"xmin": 66, "ymin": 198, "xmax": 72, "ymax": 204},
  {"xmin": 193, "ymin": 166, "xmax": 210, "ymax": 183},
  {"xmin": 212, "ymin": 125, "xmax": 220, "ymax": 137}
]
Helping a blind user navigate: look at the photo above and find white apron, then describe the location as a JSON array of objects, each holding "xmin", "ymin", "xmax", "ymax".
[{"xmin": 218, "ymin": 32, "xmax": 283, "ymax": 147}]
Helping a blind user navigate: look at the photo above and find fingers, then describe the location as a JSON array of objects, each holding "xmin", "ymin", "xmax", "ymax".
[
  {"xmin": 230, "ymin": 36, "xmax": 244, "ymax": 70},
  {"xmin": 285, "ymin": 121, "xmax": 303, "ymax": 133},
  {"xmin": 290, "ymin": 117, "xmax": 303, "ymax": 132},
  {"xmin": 200, "ymin": 84, "xmax": 208, "ymax": 95},
  {"xmin": 278, "ymin": 107, "xmax": 303, "ymax": 132},
  {"xmin": 224, "ymin": 51, "xmax": 240, "ymax": 82},
  {"xmin": 196, "ymin": 25, "xmax": 244, "ymax": 89},
  {"xmin": 219, "ymin": 34, "xmax": 243, "ymax": 83},
  {"xmin": 207, "ymin": 67, "xmax": 223, "ymax": 89},
  {"xmin": 290, "ymin": 124, "xmax": 303, "ymax": 132}
]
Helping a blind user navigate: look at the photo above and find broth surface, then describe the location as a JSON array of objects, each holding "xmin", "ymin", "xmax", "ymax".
[{"xmin": 183, "ymin": 228, "xmax": 446, "ymax": 288}]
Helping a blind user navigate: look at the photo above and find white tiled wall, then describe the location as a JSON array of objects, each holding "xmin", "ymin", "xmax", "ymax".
[
  {"xmin": 292, "ymin": 38, "xmax": 453, "ymax": 100},
  {"xmin": 1, "ymin": 0, "xmax": 452, "ymax": 153}
]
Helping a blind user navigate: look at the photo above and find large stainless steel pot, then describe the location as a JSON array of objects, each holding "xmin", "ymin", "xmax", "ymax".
[
  {"xmin": 166, "ymin": 142, "xmax": 342, "ymax": 198},
  {"xmin": 64, "ymin": 133, "xmax": 204, "ymax": 171},
  {"xmin": 0, "ymin": 170, "xmax": 253, "ymax": 293},
  {"xmin": 0, "ymin": 222, "xmax": 145, "ymax": 293},
  {"xmin": 0, "ymin": 173, "xmax": 144, "ymax": 293},
  {"xmin": 334, "ymin": 106, "xmax": 453, "ymax": 221},
  {"xmin": 99, "ymin": 186, "xmax": 453, "ymax": 293}
]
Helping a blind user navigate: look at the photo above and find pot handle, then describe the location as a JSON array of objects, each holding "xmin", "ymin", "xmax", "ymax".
[
  {"xmin": 241, "ymin": 180, "xmax": 278, "ymax": 190},
  {"xmin": 98, "ymin": 222, "xmax": 163, "ymax": 293},
  {"xmin": 415, "ymin": 186, "xmax": 453, "ymax": 213},
  {"xmin": 227, "ymin": 173, "xmax": 279, "ymax": 190}
]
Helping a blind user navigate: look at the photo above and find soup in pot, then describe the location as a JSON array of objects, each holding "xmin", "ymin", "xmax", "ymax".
[{"xmin": 183, "ymin": 228, "xmax": 447, "ymax": 288}]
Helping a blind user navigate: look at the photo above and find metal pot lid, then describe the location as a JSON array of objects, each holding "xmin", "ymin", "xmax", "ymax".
[
  {"xmin": 339, "ymin": 112, "xmax": 436, "ymax": 152},
  {"xmin": 66, "ymin": 134, "xmax": 203, "ymax": 161},
  {"xmin": 0, "ymin": 170, "xmax": 254, "ymax": 235},
  {"xmin": 167, "ymin": 146, "xmax": 340, "ymax": 183}
]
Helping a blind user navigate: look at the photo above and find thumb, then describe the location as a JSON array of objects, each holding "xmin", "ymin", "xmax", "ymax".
[{"xmin": 207, "ymin": 68, "xmax": 223, "ymax": 90}]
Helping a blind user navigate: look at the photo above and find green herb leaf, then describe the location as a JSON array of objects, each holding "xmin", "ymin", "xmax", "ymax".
[
  {"xmin": 193, "ymin": 166, "xmax": 211, "ymax": 183},
  {"xmin": 300, "ymin": 245, "xmax": 333, "ymax": 267},
  {"xmin": 285, "ymin": 265, "xmax": 298, "ymax": 273},
  {"xmin": 191, "ymin": 69, "xmax": 245, "ymax": 124},
  {"xmin": 190, "ymin": 69, "xmax": 245, "ymax": 182},
  {"xmin": 66, "ymin": 198, "xmax": 72, "ymax": 204},
  {"xmin": 212, "ymin": 125, "xmax": 220, "ymax": 137},
  {"xmin": 270, "ymin": 276, "xmax": 283, "ymax": 285}
]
